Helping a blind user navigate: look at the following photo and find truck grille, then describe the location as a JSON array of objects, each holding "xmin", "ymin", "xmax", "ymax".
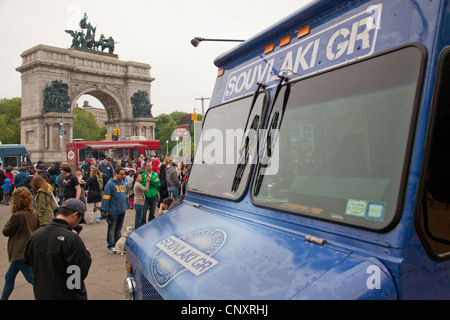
[{"xmin": 140, "ymin": 273, "xmax": 164, "ymax": 300}]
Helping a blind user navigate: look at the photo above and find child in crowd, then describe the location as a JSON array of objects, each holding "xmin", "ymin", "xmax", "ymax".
[
  {"xmin": 125, "ymin": 169, "xmax": 135, "ymax": 209},
  {"xmin": 1, "ymin": 178, "xmax": 12, "ymax": 205}
]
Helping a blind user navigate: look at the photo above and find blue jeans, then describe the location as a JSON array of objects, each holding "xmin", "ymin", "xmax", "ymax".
[
  {"xmin": 134, "ymin": 204, "xmax": 144, "ymax": 229},
  {"xmin": 106, "ymin": 212, "xmax": 125, "ymax": 249},
  {"xmin": 1, "ymin": 260, "xmax": 33, "ymax": 300},
  {"xmin": 168, "ymin": 186, "xmax": 179, "ymax": 201},
  {"xmin": 142, "ymin": 195, "xmax": 157, "ymax": 224}
]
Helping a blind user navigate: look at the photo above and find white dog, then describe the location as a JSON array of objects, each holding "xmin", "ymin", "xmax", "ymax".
[{"xmin": 115, "ymin": 226, "xmax": 134, "ymax": 255}]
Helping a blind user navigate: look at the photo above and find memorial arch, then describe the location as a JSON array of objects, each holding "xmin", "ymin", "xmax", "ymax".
[{"xmin": 16, "ymin": 44, "xmax": 156, "ymax": 163}]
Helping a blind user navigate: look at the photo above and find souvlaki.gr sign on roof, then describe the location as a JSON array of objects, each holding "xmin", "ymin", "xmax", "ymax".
[{"xmin": 221, "ymin": 4, "xmax": 382, "ymax": 103}]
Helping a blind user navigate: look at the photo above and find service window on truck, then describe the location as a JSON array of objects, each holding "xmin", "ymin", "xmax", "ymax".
[
  {"xmin": 251, "ymin": 45, "xmax": 425, "ymax": 230},
  {"xmin": 145, "ymin": 149, "xmax": 157, "ymax": 159}
]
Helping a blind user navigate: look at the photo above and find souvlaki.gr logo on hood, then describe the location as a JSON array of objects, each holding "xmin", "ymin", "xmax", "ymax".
[{"xmin": 151, "ymin": 228, "xmax": 226, "ymax": 287}]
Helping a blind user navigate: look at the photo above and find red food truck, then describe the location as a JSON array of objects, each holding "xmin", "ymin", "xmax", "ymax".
[{"xmin": 66, "ymin": 140, "xmax": 163, "ymax": 166}]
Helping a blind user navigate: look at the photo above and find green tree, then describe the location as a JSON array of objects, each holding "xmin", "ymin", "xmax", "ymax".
[
  {"xmin": 168, "ymin": 111, "xmax": 188, "ymax": 124},
  {"xmin": 0, "ymin": 98, "xmax": 21, "ymax": 144},
  {"xmin": 73, "ymin": 106, "xmax": 106, "ymax": 141},
  {"xmin": 155, "ymin": 113, "xmax": 177, "ymax": 155},
  {"xmin": 154, "ymin": 111, "xmax": 203, "ymax": 156}
]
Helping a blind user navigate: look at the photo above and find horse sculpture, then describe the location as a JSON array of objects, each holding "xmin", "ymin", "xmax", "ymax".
[{"xmin": 65, "ymin": 13, "xmax": 117, "ymax": 55}]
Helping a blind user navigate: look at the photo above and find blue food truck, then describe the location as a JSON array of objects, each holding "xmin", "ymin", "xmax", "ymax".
[{"xmin": 124, "ymin": 0, "xmax": 450, "ymax": 299}]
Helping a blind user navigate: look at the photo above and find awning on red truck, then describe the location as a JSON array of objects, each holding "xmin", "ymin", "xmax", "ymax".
[{"xmin": 85, "ymin": 143, "xmax": 146, "ymax": 149}]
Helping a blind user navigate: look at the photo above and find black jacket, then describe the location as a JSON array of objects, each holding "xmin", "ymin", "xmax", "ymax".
[
  {"xmin": 25, "ymin": 218, "xmax": 92, "ymax": 300},
  {"xmin": 85, "ymin": 176, "xmax": 102, "ymax": 203}
]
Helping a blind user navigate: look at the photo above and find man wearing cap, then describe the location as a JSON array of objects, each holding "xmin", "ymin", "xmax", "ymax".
[
  {"xmin": 81, "ymin": 159, "xmax": 93, "ymax": 180},
  {"xmin": 24, "ymin": 198, "xmax": 92, "ymax": 300}
]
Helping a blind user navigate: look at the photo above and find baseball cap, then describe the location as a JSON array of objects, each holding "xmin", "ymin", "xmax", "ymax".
[{"xmin": 61, "ymin": 198, "xmax": 87, "ymax": 223}]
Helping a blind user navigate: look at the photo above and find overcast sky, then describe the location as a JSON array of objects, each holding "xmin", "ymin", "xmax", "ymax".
[{"xmin": 0, "ymin": 0, "xmax": 314, "ymax": 117}]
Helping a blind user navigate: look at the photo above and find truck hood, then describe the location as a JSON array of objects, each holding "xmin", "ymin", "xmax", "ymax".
[{"xmin": 126, "ymin": 202, "xmax": 396, "ymax": 300}]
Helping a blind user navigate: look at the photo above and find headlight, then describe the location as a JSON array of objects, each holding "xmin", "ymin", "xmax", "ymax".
[{"xmin": 123, "ymin": 277, "xmax": 136, "ymax": 300}]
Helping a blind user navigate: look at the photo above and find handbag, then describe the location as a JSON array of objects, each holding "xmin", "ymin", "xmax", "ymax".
[{"xmin": 50, "ymin": 193, "xmax": 60, "ymax": 211}]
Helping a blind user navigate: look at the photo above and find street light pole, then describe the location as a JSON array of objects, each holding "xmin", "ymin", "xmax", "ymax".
[
  {"xmin": 195, "ymin": 97, "xmax": 210, "ymax": 119},
  {"xmin": 190, "ymin": 37, "xmax": 245, "ymax": 47},
  {"xmin": 191, "ymin": 36, "xmax": 243, "ymax": 117}
]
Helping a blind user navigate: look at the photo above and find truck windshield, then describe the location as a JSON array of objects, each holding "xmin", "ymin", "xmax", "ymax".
[
  {"xmin": 252, "ymin": 45, "xmax": 424, "ymax": 230},
  {"xmin": 188, "ymin": 93, "xmax": 266, "ymax": 200}
]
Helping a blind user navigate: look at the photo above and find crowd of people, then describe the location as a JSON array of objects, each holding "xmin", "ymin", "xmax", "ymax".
[{"xmin": 0, "ymin": 155, "xmax": 190, "ymax": 300}]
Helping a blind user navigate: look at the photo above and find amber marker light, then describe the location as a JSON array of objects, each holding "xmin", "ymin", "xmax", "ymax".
[
  {"xmin": 297, "ymin": 25, "xmax": 311, "ymax": 39},
  {"xmin": 126, "ymin": 261, "xmax": 132, "ymax": 274},
  {"xmin": 217, "ymin": 69, "xmax": 225, "ymax": 77},
  {"xmin": 264, "ymin": 43, "xmax": 275, "ymax": 54},
  {"xmin": 280, "ymin": 35, "xmax": 292, "ymax": 47}
]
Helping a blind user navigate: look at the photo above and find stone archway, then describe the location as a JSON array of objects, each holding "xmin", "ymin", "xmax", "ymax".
[
  {"xmin": 70, "ymin": 83, "xmax": 125, "ymax": 122},
  {"xmin": 16, "ymin": 44, "xmax": 156, "ymax": 163}
]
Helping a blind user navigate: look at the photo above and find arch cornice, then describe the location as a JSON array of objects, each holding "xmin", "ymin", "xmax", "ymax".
[{"xmin": 17, "ymin": 44, "xmax": 155, "ymax": 83}]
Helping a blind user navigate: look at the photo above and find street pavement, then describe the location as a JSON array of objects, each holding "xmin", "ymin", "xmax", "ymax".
[{"xmin": 0, "ymin": 202, "xmax": 136, "ymax": 300}]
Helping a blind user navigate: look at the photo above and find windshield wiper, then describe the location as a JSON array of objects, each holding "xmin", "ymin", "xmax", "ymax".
[
  {"xmin": 266, "ymin": 111, "xmax": 279, "ymax": 158},
  {"xmin": 231, "ymin": 114, "xmax": 260, "ymax": 192},
  {"xmin": 254, "ymin": 76, "xmax": 290, "ymax": 196},
  {"xmin": 231, "ymin": 82, "xmax": 266, "ymax": 193}
]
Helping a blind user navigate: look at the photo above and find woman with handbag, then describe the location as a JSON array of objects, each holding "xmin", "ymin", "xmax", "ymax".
[
  {"xmin": 84, "ymin": 167, "xmax": 103, "ymax": 224},
  {"xmin": 30, "ymin": 175, "xmax": 55, "ymax": 227}
]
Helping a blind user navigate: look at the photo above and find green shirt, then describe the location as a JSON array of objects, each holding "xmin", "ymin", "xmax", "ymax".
[{"xmin": 140, "ymin": 170, "xmax": 161, "ymax": 198}]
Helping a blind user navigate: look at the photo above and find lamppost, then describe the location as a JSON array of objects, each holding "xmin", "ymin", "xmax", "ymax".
[
  {"xmin": 195, "ymin": 97, "xmax": 210, "ymax": 120},
  {"xmin": 192, "ymin": 108, "xmax": 202, "ymax": 155},
  {"xmin": 166, "ymin": 140, "xmax": 168, "ymax": 156},
  {"xmin": 190, "ymin": 37, "xmax": 245, "ymax": 47},
  {"xmin": 191, "ymin": 37, "xmax": 244, "ymax": 117}
]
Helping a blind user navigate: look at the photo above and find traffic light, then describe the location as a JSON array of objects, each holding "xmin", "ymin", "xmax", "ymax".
[
  {"xmin": 113, "ymin": 128, "xmax": 120, "ymax": 136},
  {"xmin": 191, "ymin": 112, "xmax": 197, "ymax": 122},
  {"xmin": 105, "ymin": 134, "xmax": 109, "ymax": 140}
]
